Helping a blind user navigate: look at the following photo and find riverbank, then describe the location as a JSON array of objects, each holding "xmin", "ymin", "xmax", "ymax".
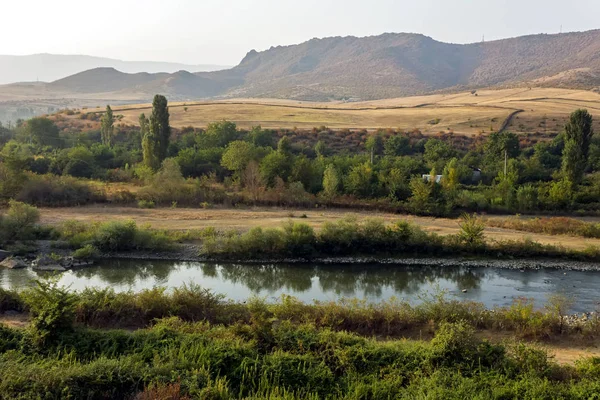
[
  {"xmin": 37, "ymin": 205, "xmax": 600, "ymax": 251},
  {"xmin": 5, "ymin": 241, "xmax": 600, "ymax": 272}
]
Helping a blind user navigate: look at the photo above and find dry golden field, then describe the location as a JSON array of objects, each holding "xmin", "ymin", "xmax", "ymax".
[{"xmin": 88, "ymin": 88, "xmax": 600, "ymax": 135}]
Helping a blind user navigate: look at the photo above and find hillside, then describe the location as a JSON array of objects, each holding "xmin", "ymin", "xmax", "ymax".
[
  {"xmin": 64, "ymin": 88, "xmax": 600, "ymax": 137},
  {"xmin": 4, "ymin": 29, "xmax": 600, "ymax": 124},
  {"xmin": 208, "ymin": 30, "xmax": 600, "ymax": 100},
  {"xmin": 0, "ymin": 54, "xmax": 229, "ymax": 85}
]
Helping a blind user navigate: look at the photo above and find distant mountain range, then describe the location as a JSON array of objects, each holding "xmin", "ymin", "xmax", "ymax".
[
  {"xmin": 3, "ymin": 30, "xmax": 600, "ymax": 111},
  {"xmin": 0, "ymin": 54, "xmax": 230, "ymax": 84}
]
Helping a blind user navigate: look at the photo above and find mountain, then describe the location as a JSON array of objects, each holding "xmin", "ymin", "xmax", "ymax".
[
  {"xmin": 0, "ymin": 54, "xmax": 230, "ymax": 85},
  {"xmin": 4, "ymin": 29, "xmax": 600, "ymax": 108},
  {"xmin": 202, "ymin": 30, "xmax": 600, "ymax": 100}
]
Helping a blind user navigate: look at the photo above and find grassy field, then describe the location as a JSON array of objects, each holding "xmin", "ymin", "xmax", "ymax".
[
  {"xmin": 37, "ymin": 206, "xmax": 600, "ymax": 251},
  {"xmin": 80, "ymin": 87, "xmax": 600, "ymax": 135}
]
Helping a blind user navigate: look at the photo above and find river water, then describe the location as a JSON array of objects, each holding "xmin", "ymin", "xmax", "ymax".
[{"xmin": 1, "ymin": 260, "xmax": 599, "ymax": 312}]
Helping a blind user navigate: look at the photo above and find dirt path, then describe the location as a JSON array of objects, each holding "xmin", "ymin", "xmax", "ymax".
[{"xmin": 37, "ymin": 205, "xmax": 600, "ymax": 251}]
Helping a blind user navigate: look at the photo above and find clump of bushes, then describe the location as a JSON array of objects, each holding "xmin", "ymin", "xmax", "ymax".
[
  {"xmin": 58, "ymin": 220, "xmax": 173, "ymax": 252},
  {"xmin": 201, "ymin": 215, "xmax": 596, "ymax": 261},
  {"xmin": 0, "ymin": 200, "xmax": 43, "ymax": 245},
  {"xmin": 16, "ymin": 174, "xmax": 105, "ymax": 206}
]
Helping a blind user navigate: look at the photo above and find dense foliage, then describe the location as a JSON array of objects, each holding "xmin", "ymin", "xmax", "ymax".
[
  {"xmin": 0, "ymin": 282, "xmax": 599, "ymax": 399},
  {"xmin": 2, "ymin": 104, "xmax": 600, "ymax": 215}
]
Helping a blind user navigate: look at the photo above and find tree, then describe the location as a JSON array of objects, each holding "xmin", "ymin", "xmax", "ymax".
[
  {"xmin": 221, "ymin": 141, "xmax": 259, "ymax": 178},
  {"xmin": 202, "ymin": 120, "xmax": 238, "ymax": 148},
  {"xmin": 384, "ymin": 135, "xmax": 410, "ymax": 157},
  {"xmin": 248, "ymin": 126, "xmax": 275, "ymax": 148},
  {"xmin": 408, "ymin": 175, "xmax": 433, "ymax": 213},
  {"xmin": 290, "ymin": 155, "xmax": 321, "ymax": 194},
  {"xmin": 260, "ymin": 151, "xmax": 290, "ymax": 186},
  {"xmin": 424, "ymin": 139, "xmax": 454, "ymax": 171},
  {"xmin": 346, "ymin": 162, "xmax": 376, "ymax": 197},
  {"xmin": 243, "ymin": 161, "xmax": 263, "ymax": 203},
  {"xmin": 442, "ymin": 158, "xmax": 460, "ymax": 193},
  {"xmin": 17, "ymin": 117, "xmax": 61, "ymax": 147},
  {"xmin": 381, "ymin": 168, "xmax": 407, "ymax": 200},
  {"xmin": 365, "ymin": 134, "xmax": 384, "ymax": 163},
  {"xmin": 322, "ymin": 164, "xmax": 340, "ymax": 199},
  {"xmin": 483, "ymin": 132, "xmax": 520, "ymax": 176},
  {"xmin": 495, "ymin": 159, "xmax": 519, "ymax": 208},
  {"xmin": 562, "ymin": 109, "xmax": 594, "ymax": 184},
  {"xmin": 277, "ymin": 136, "xmax": 292, "ymax": 154},
  {"xmin": 100, "ymin": 105, "xmax": 114, "ymax": 146},
  {"xmin": 141, "ymin": 113, "xmax": 159, "ymax": 170},
  {"xmin": 314, "ymin": 140, "xmax": 328, "ymax": 158},
  {"xmin": 149, "ymin": 95, "xmax": 171, "ymax": 163}
]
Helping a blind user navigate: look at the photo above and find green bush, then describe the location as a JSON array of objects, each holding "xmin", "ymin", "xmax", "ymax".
[
  {"xmin": 72, "ymin": 244, "xmax": 99, "ymax": 259},
  {"xmin": 457, "ymin": 213, "xmax": 485, "ymax": 248},
  {"xmin": 58, "ymin": 220, "xmax": 173, "ymax": 252},
  {"xmin": 0, "ymin": 200, "xmax": 40, "ymax": 244},
  {"xmin": 137, "ymin": 199, "xmax": 155, "ymax": 209},
  {"xmin": 21, "ymin": 279, "xmax": 76, "ymax": 345}
]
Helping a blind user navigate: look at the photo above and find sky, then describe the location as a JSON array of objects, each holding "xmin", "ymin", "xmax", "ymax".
[{"xmin": 1, "ymin": 0, "xmax": 599, "ymax": 66}]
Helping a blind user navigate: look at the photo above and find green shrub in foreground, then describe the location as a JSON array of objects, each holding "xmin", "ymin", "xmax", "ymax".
[{"xmin": 0, "ymin": 316, "xmax": 599, "ymax": 399}]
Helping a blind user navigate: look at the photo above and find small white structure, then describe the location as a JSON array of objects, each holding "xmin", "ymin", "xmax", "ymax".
[{"xmin": 422, "ymin": 174, "xmax": 443, "ymax": 183}]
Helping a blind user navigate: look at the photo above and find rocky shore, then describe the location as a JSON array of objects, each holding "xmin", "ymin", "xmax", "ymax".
[{"xmin": 3, "ymin": 242, "xmax": 600, "ymax": 272}]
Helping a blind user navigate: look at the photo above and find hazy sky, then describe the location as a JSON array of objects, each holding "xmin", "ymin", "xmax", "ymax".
[{"xmin": 2, "ymin": 0, "xmax": 599, "ymax": 65}]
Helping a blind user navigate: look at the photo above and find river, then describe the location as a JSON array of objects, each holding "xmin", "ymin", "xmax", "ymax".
[{"xmin": 1, "ymin": 260, "xmax": 599, "ymax": 312}]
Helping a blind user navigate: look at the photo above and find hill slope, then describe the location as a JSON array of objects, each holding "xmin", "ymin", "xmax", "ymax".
[
  {"xmin": 204, "ymin": 30, "xmax": 600, "ymax": 100},
  {"xmin": 4, "ymin": 30, "xmax": 600, "ymax": 109}
]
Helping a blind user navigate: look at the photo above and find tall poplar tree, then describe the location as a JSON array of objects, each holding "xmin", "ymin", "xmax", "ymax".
[
  {"xmin": 562, "ymin": 109, "xmax": 594, "ymax": 184},
  {"xmin": 140, "ymin": 113, "xmax": 159, "ymax": 170},
  {"xmin": 149, "ymin": 95, "xmax": 171, "ymax": 162},
  {"xmin": 100, "ymin": 105, "xmax": 114, "ymax": 146}
]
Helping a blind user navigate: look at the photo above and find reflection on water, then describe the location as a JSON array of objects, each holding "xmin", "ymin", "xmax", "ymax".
[{"xmin": 1, "ymin": 260, "xmax": 600, "ymax": 312}]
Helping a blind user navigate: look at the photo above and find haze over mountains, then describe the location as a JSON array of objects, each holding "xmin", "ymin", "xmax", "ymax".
[
  {"xmin": 3, "ymin": 29, "xmax": 600, "ymax": 122},
  {"xmin": 0, "ymin": 54, "xmax": 230, "ymax": 85}
]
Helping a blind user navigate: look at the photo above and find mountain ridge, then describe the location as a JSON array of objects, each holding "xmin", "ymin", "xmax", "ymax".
[
  {"xmin": 0, "ymin": 53, "xmax": 230, "ymax": 85},
  {"xmin": 4, "ymin": 30, "xmax": 600, "ymax": 107}
]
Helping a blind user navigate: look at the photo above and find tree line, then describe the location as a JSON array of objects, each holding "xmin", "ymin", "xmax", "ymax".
[{"xmin": 0, "ymin": 96, "xmax": 598, "ymax": 216}]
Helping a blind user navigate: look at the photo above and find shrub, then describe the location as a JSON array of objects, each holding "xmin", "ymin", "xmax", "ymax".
[
  {"xmin": 21, "ymin": 279, "xmax": 76, "ymax": 345},
  {"xmin": 0, "ymin": 200, "xmax": 40, "ymax": 244},
  {"xmin": 59, "ymin": 220, "xmax": 173, "ymax": 252},
  {"xmin": 457, "ymin": 213, "xmax": 485, "ymax": 248},
  {"xmin": 72, "ymin": 244, "xmax": 99, "ymax": 259},
  {"xmin": 16, "ymin": 174, "xmax": 104, "ymax": 206},
  {"xmin": 138, "ymin": 199, "xmax": 155, "ymax": 209}
]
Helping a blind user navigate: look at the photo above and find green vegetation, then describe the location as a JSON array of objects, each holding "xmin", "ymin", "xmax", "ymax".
[
  {"xmin": 100, "ymin": 105, "xmax": 114, "ymax": 147},
  {"xmin": 57, "ymin": 219, "xmax": 173, "ymax": 253},
  {"xmin": 201, "ymin": 216, "xmax": 600, "ymax": 261},
  {"xmin": 487, "ymin": 216, "xmax": 600, "ymax": 238},
  {"xmin": 0, "ymin": 282, "xmax": 599, "ymax": 398},
  {"xmin": 0, "ymin": 200, "xmax": 44, "ymax": 246},
  {"xmin": 3, "ymin": 104, "xmax": 600, "ymax": 216}
]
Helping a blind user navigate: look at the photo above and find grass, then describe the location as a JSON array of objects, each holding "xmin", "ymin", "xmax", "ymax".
[
  {"xmin": 487, "ymin": 216, "xmax": 600, "ymax": 239},
  {"xmin": 1, "ymin": 282, "xmax": 600, "ymax": 398},
  {"xmin": 75, "ymin": 88, "xmax": 600, "ymax": 136}
]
